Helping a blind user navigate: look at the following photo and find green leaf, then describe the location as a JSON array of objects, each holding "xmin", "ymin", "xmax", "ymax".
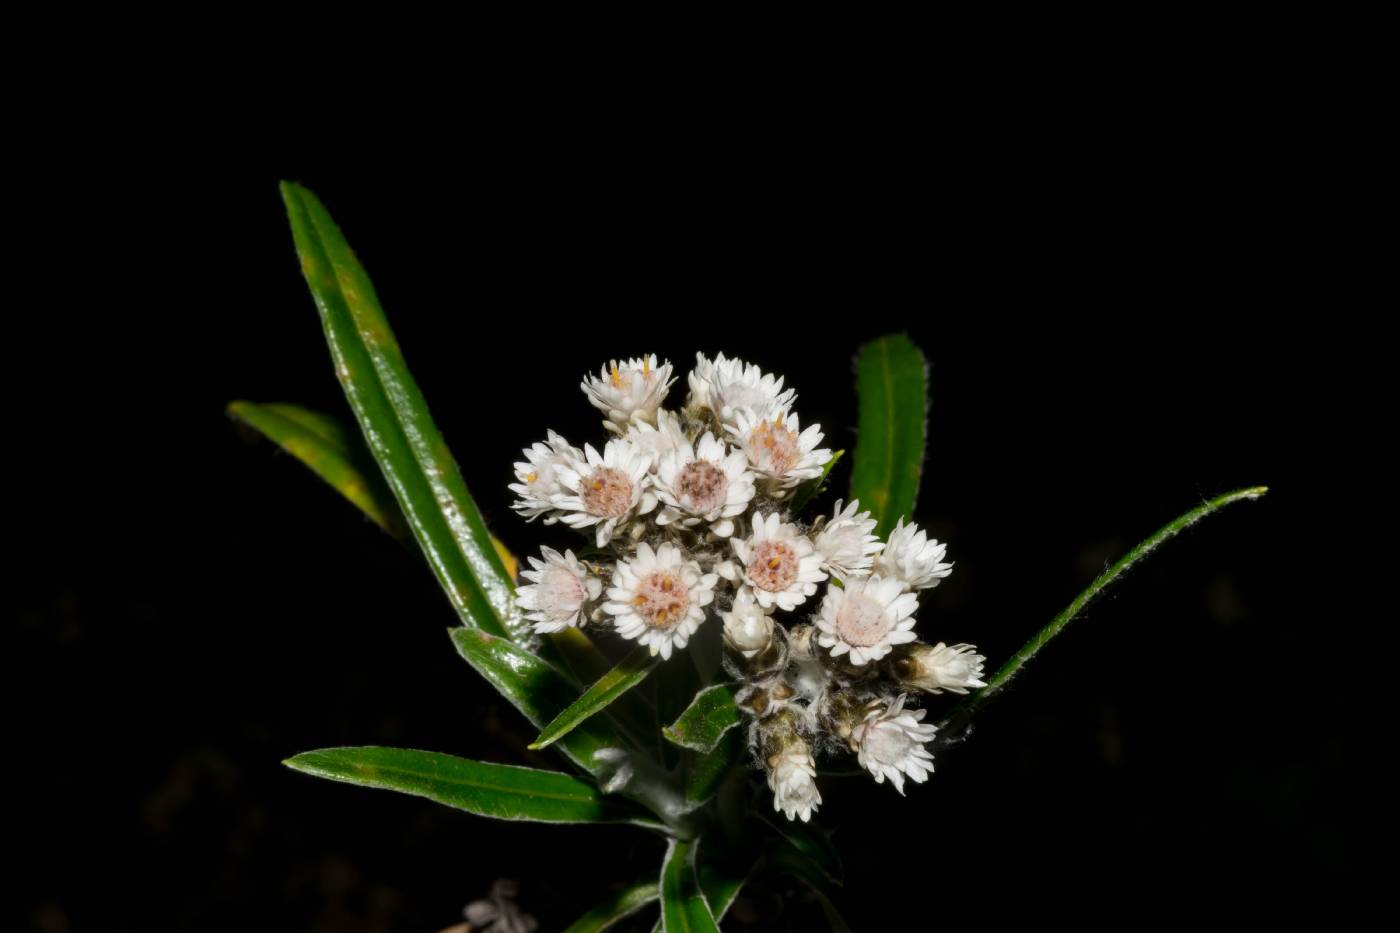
[
  {"xmin": 685, "ymin": 728, "xmax": 744, "ymax": 806},
  {"xmin": 229, "ymin": 401, "xmax": 407, "ymax": 536},
  {"xmin": 788, "ymin": 449, "xmax": 845, "ymax": 515},
  {"xmin": 660, "ymin": 838, "xmax": 719, "ymax": 933},
  {"xmin": 940, "ymin": 485, "xmax": 1270, "ymax": 735},
  {"xmin": 765, "ymin": 839, "xmax": 851, "ymax": 933},
  {"xmin": 697, "ymin": 854, "xmax": 751, "ymax": 922},
  {"xmin": 283, "ymin": 746, "xmax": 657, "ymax": 826},
  {"xmin": 849, "ymin": 333, "xmax": 928, "ymax": 537},
  {"xmin": 531, "ymin": 646, "xmax": 658, "ymax": 751},
  {"xmin": 563, "ymin": 879, "xmax": 660, "ymax": 933},
  {"xmin": 761, "ymin": 815, "xmax": 842, "ymax": 884},
  {"xmin": 449, "ymin": 628, "xmax": 635, "ymax": 775},
  {"xmin": 664, "ymin": 685, "xmax": 741, "ymax": 754},
  {"xmin": 280, "ymin": 182, "xmax": 514, "ymax": 637}
]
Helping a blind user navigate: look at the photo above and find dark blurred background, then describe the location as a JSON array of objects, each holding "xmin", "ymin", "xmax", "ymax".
[{"xmin": 13, "ymin": 119, "xmax": 1354, "ymax": 930}]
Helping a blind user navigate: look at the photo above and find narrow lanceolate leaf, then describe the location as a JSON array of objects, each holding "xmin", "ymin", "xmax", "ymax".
[
  {"xmin": 684, "ymin": 728, "xmax": 744, "ymax": 806},
  {"xmin": 230, "ymin": 400, "xmax": 525, "ymax": 580},
  {"xmin": 664, "ymin": 685, "xmax": 741, "ymax": 754},
  {"xmin": 281, "ymin": 182, "xmax": 514, "ymax": 637},
  {"xmin": 788, "ymin": 449, "xmax": 845, "ymax": 515},
  {"xmin": 563, "ymin": 879, "xmax": 660, "ymax": 933},
  {"xmin": 697, "ymin": 855, "xmax": 752, "ymax": 922},
  {"xmin": 660, "ymin": 838, "xmax": 719, "ymax": 933},
  {"xmin": 283, "ymin": 746, "xmax": 655, "ymax": 826},
  {"xmin": 449, "ymin": 628, "xmax": 634, "ymax": 775},
  {"xmin": 941, "ymin": 486, "xmax": 1270, "ymax": 735},
  {"xmin": 849, "ymin": 333, "xmax": 928, "ymax": 538},
  {"xmin": 229, "ymin": 401, "xmax": 407, "ymax": 536},
  {"xmin": 531, "ymin": 646, "xmax": 658, "ymax": 751}
]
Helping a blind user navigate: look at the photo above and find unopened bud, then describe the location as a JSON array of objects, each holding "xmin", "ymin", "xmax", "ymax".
[
  {"xmin": 722, "ymin": 591, "xmax": 775, "ymax": 657},
  {"xmin": 896, "ymin": 642, "xmax": 988, "ymax": 695}
]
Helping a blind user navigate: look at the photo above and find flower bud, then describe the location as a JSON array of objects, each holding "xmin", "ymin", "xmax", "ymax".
[
  {"xmin": 721, "ymin": 591, "xmax": 788, "ymax": 679},
  {"xmin": 759, "ymin": 709, "xmax": 822, "ymax": 822},
  {"xmin": 894, "ymin": 642, "xmax": 987, "ymax": 695},
  {"xmin": 723, "ymin": 590, "xmax": 774, "ymax": 657}
]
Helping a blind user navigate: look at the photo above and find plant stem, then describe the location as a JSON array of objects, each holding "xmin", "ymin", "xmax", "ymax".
[{"xmin": 940, "ymin": 485, "xmax": 1268, "ymax": 736}]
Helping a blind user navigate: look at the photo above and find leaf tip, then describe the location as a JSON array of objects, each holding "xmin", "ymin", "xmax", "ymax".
[{"xmin": 278, "ymin": 179, "xmax": 305, "ymax": 203}]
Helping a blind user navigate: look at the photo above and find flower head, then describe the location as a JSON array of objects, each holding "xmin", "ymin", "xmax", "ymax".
[
  {"xmin": 898, "ymin": 642, "xmax": 987, "ymax": 695},
  {"xmin": 873, "ymin": 518, "xmax": 954, "ymax": 591},
  {"xmin": 727, "ymin": 513, "xmax": 827, "ymax": 612},
  {"xmin": 517, "ymin": 547, "xmax": 602, "ymax": 634},
  {"xmin": 581, "ymin": 355, "xmax": 675, "ymax": 432},
  {"xmin": 603, "ymin": 542, "xmax": 718, "ymax": 659},
  {"xmin": 687, "ymin": 352, "xmax": 796, "ymax": 425},
  {"xmin": 624, "ymin": 409, "xmax": 690, "ymax": 466},
  {"xmin": 508, "ymin": 430, "xmax": 582, "ymax": 522},
  {"xmin": 727, "ymin": 408, "xmax": 831, "ymax": 496},
  {"xmin": 551, "ymin": 439, "xmax": 657, "ymax": 546},
  {"xmin": 813, "ymin": 499, "xmax": 882, "ymax": 579},
  {"xmin": 721, "ymin": 588, "xmax": 775, "ymax": 658},
  {"xmin": 767, "ymin": 743, "xmax": 822, "ymax": 822},
  {"xmin": 653, "ymin": 432, "xmax": 756, "ymax": 537},
  {"xmin": 850, "ymin": 694, "xmax": 938, "ymax": 794},
  {"xmin": 814, "ymin": 575, "xmax": 919, "ymax": 665}
]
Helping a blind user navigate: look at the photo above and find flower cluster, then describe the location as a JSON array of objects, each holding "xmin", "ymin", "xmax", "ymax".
[{"xmin": 510, "ymin": 352, "xmax": 985, "ymax": 821}]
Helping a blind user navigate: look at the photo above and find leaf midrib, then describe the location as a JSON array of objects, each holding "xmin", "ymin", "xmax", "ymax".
[{"xmin": 297, "ymin": 192, "xmax": 504, "ymax": 630}]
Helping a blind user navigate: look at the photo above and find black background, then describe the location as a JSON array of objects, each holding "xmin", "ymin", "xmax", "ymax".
[{"xmin": 14, "ymin": 120, "xmax": 1356, "ymax": 931}]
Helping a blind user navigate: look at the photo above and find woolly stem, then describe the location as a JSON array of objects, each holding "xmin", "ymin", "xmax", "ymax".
[{"xmin": 939, "ymin": 486, "xmax": 1268, "ymax": 736}]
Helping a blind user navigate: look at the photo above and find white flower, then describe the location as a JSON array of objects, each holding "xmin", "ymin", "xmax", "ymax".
[
  {"xmin": 814, "ymin": 575, "xmax": 919, "ymax": 665},
  {"xmin": 850, "ymin": 694, "xmax": 938, "ymax": 794},
  {"xmin": 581, "ymin": 355, "xmax": 675, "ymax": 432},
  {"xmin": 873, "ymin": 518, "xmax": 954, "ymax": 591},
  {"xmin": 508, "ymin": 430, "xmax": 582, "ymax": 523},
  {"xmin": 603, "ymin": 542, "xmax": 718, "ymax": 659},
  {"xmin": 722, "ymin": 588, "xmax": 774, "ymax": 657},
  {"xmin": 517, "ymin": 547, "xmax": 603, "ymax": 634},
  {"xmin": 902, "ymin": 642, "xmax": 987, "ymax": 695},
  {"xmin": 687, "ymin": 352, "xmax": 796, "ymax": 424},
  {"xmin": 727, "ymin": 408, "xmax": 831, "ymax": 495},
  {"xmin": 813, "ymin": 499, "xmax": 882, "ymax": 579},
  {"xmin": 653, "ymin": 432, "xmax": 756, "ymax": 538},
  {"xmin": 624, "ymin": 409, "xmax": 689, "ymax": 466},
  {"xmin": 552, "ymin": 439, "xmax": 658, "ymax": 546},
  {"xmin": 726, "ymin": 513, "xmax": 827, "ymax": 612},
  {"xmin": 767, "ymin": 745, "xmax": 822, "ymax": 822}
]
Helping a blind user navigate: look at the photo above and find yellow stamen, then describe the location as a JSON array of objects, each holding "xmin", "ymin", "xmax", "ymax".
[
  {"xmin": 610, "ymin": 364, "xmax": 622, "ymax": 387},
  {"xmin": 767, "ymin": 556, "xmax": 783, "ymax": 570},
  {"xmin": 526, "ymin": 472, "xmax": 538, "ymax": 484}
]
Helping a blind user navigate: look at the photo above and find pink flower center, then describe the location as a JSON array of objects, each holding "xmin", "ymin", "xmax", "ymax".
[
  {"xmin": 675, "ymin": 460, "xmax": 728, "ymax": 513},
  {"xmin": 862, "ymin": 720, "xmax": 914, "ymax": 764},
  {"xmin": 835, "ymin": 592, "xmax": 891, "ymax": 647},
  {"xmin": 748, "ymin": 540, "xmax": 799, "ymax": 592},
  {"xmin": 541, "ymin": 566, "xmax": 586, "ymax": 619},
  {"xmin": 747, "ymin": 419, "xmax": 801, "ymax": 474},
  {"xmin": 631, "ymin": 570, "xmax": 691, "ymax": 630},
  {"xmin": 580, "ymin": 467, "xmax": 633, "ymax": 518}
]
